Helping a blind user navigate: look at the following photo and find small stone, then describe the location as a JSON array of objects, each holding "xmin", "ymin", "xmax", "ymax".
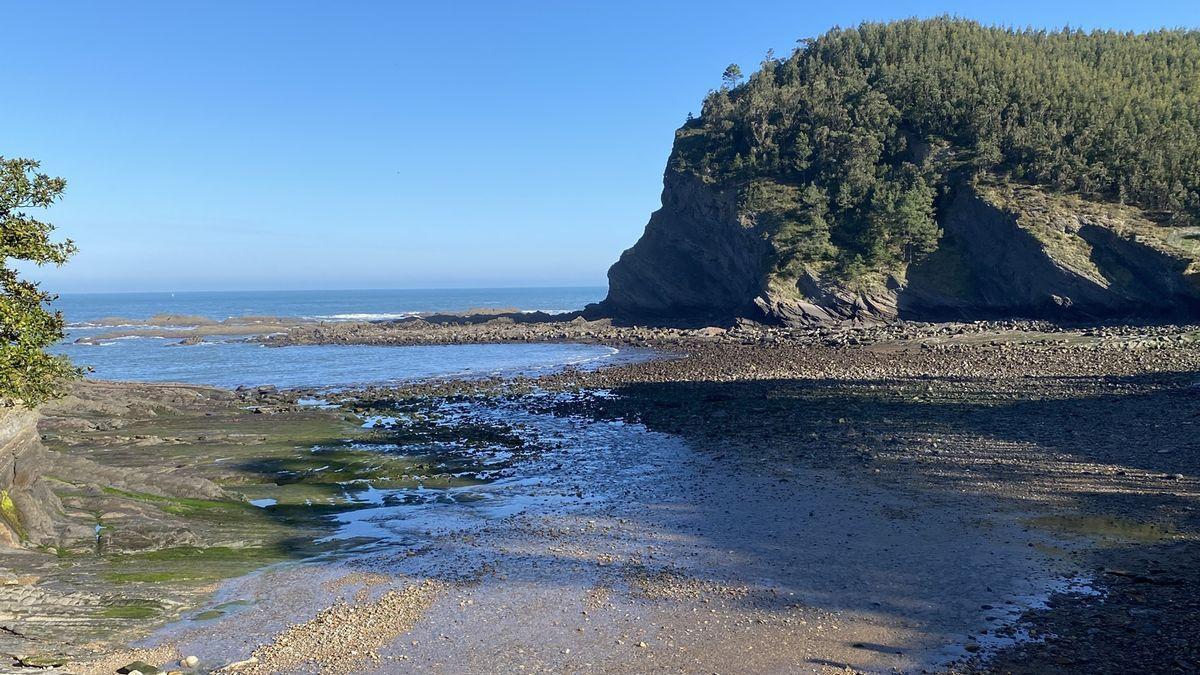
[
  {"xmin": 637, "ymin": 641, "xmax": 648, "ymax": 649},
  {"xmin": 118, "ymin": 662, "xmax": 160, "ymax": 675},
  {"xmin": 181, "ymin": 656, "xmax": 199, "ymax": 668}
]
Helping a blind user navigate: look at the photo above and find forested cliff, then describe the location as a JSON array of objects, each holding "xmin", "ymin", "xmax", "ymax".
[{"xmin": 597, "ymin": 18, "xmax": 1200, "ymax": 324}]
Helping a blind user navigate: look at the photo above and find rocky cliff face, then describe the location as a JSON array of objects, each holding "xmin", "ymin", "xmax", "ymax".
[
  {"xmin": 0, "ymin": 408, "xmax": 67, "ymax": 548},
  {"xmin": 596, "ymin": 170, "xmax": 1200, "ymax": 325},
  {"xmin": 902, "ymin": 181, "xmax": 1200, "ymax": 319},
  {"xmin": 600, "ymin": 169, "xmax": 771, "ymax": 323}
]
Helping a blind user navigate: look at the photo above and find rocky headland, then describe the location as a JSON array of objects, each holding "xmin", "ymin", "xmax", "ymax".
[
  {"xmin": 590, "ymin": 20, "xmax": 1200, "ymax": 328},
  {"xmin": 595, "ymin": 171, "xmax": 1200, "ymax": 326}
]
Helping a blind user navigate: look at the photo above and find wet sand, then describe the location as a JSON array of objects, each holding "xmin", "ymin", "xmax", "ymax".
[{"xmin": 109, "ymin": 395, "xmax": 1067, "ymax": 674}]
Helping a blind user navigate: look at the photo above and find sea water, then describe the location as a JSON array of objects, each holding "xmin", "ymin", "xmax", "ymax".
[
  {"xmin": 52, "ymin": 287, "xmax": 617, "ymax": 389},
  {"xmin": 54, "ymin": 287, "xmax": 606, "ymax": 324}
]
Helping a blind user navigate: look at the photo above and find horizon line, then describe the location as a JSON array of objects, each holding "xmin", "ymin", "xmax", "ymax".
[{"xmin": 56, "ymin": 284, "xmax": 610, "ymax": 297}]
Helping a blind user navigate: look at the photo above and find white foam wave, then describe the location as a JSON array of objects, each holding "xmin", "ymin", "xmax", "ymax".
[
  {"xmin": 309, "ymin": 312, "xmax": 422, "ymax": 321},
  {"xmin": 309, "ymin": 309, "xmax": 577, "ymax": 321},
  {"xmin": 562, "ymin": 346, "xmax": 619, "ymax": 366},
  {"xmin": 67, "ymin": 323, "xmax": 192, "ymax": 331}
]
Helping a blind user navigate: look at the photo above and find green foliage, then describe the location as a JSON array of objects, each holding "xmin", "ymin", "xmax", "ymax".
[
  {"xmin": 0, "ymin": 157, "xmax": 81, "ymax": 407},
  {"xmin": 678, "ymin": 18, "xmax": 1200, "ymax": 278},
  {"xmin": 863, "ymin": 178, "xmax": 938, "ymax": 266},
  {"xmin": 740, "ymin": 180, "xmax": 834, "ymax": 275},
  {"xmin": 721, "ymin": 63, "xmax": 743, "ymax": 89}
]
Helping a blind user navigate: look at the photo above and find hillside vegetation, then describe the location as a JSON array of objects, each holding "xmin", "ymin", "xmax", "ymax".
[{"xmin": 673, "ymin": 18, "xmax": 1200, "ymax": 284}]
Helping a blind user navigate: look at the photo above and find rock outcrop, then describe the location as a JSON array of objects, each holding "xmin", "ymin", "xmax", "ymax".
[
  {"xmin": 0, "ymin": 407, "xmax": 67, "ymax": 548},
  {"xmin": 599, "ymin": 169, "xmax": 769, "ymax": 323},
  {"xmin": 595, "ymin": 170, "xmax": 1200, "ymax": 325}
]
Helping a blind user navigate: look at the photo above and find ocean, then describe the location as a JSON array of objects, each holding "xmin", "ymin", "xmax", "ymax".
[
  {"xmin": 52, "ymin": 287, "xmax": 618, "ymax": 389},
  {"xmin": 53, "ymin": 287, "xmax": 606, "ymax": 324}
]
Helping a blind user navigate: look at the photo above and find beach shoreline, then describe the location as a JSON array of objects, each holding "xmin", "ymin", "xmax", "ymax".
[{"xmin": 5, "ymin": 320, "xmax": 1199, "ymax": 673}]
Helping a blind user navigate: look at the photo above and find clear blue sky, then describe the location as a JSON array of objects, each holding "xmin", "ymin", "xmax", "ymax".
[{"xmin": 8, "ymin": 1, "xmax": 1197, "ymax": 293}]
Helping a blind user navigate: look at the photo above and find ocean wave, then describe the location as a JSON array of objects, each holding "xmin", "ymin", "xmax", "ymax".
[
  {"xmin": 308, "ymin": 312, "xmax": 422, "ymax": 321},
  {"xmin": 307, "ymin": 309, "xmax": 578, "ymax": 321},
  {"xmin": 560, "ymin": 345, "xmax": 619, "ymax": 366},
  {"xmin": 67, "ymin": 323, "xmax": 195, "ymax": 331}
]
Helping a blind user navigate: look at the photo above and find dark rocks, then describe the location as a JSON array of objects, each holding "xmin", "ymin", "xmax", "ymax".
[
  {"xmin": 596, "ymin": 169, "xmax": 768, "ymax": 324},
  {"xmin": 597, "ymin": 167, "xmax": 1200, "ymax": 326}
]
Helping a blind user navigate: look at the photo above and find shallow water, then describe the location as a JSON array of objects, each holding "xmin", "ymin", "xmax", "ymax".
[
  {"xmin": 146, "ymin": 389, "xmax": 1076, "ymax": 672},
  {"xmin": 56, "ymin": 287, "xmax": 606, "ymax": 324},
  {"xmin": 153, "ymin": 389, "xmax": 675, "ymax": 636},
  {"xmin": 322, "ymin": 392, "xmax": 648, "ymax": 547},
  {"xmin": 55, "ymin": 337, "xmax": 627, "ymax": 389},
  {"xmin": 52, "ymin": 287, "xmax": 623, "ymax": 389}
]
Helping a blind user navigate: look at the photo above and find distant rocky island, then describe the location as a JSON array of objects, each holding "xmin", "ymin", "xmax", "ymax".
[{"xmin": 595, "ymin": 18, "xmax": 1200, "ymax": 325}]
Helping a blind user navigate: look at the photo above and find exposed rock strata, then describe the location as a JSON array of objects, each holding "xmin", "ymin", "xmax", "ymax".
[
  {"xmin": 0, "ymin": 408, "xmax": 69, "ymax": 547},
  {"xmin": 595, "ymin": 170, "xmax": 1200, "ymax": 325},
  {"xmin": 600, "ymin": 170, "xmax": 768, "ymax": 322}
]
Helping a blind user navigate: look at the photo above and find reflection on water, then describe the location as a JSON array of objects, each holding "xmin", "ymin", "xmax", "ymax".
[
  {"xmin": 310, "ymin": 392, "xmax": 666, "ymax": 550},
  {"xmin": 55, "ymin": 334, "xmax": 630, "ymax": 389}
]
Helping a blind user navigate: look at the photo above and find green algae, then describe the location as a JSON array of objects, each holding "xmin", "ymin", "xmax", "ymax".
[
  {"xmin": 28, "ymin": 388, "xmax": 536, "ymax": 659},
  {"xmin": 0, "ymin": 489, "xmax": 27, "ymax": 541},
  {"xmin": 14, "ymin": 654, "xmax": 68, "ymax": 668},
  {"xmin": 101, "ymin": 487, "xmax": 252, "ymax": 515},
  {"xmin": 100, "ymin": 604, "xmax": 161, "ymax": 619},
  {"xmin": 103, "ymin": 545, "xmax": 295, "ymax": 584},
  {"xmin": 191, "ymin": 599, "xmax": 252, "ymax": 621},
  {"xmin": 191, "ymin": 609, "xmax": 224, "ymax": 620}
]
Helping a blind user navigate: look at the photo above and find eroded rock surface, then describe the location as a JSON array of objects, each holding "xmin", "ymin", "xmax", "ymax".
[
  {"xmin": 596, "ymin": 170, "xmax": 1200, "ymax": 325},
  {"xmin": 0, "ymin": 407, "xmax": 75, "ymax": 548}
]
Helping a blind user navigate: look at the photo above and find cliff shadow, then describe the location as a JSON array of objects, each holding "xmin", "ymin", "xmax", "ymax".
[{"xmin": 546, "ymin": 370, "xmax": 1200, "ymax": 670}]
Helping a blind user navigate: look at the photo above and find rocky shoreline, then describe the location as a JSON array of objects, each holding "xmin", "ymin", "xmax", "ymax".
[
  {"xmin": 241, "ymin": 318, "xmax": 1200, "ymax": 673},
  {"xmin": 3, "ymin": 319, "xmax": 1199, "ymax": 673}
]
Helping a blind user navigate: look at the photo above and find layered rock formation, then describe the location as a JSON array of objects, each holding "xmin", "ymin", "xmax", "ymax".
[
  {"xmin": 595, "ymin": 171, "xmax": 1200, "ymax": 325},
  {"xmin": 0, "ymin": 408, "xmax": 67, "ymax": 548},
  {"xmin": 599, "ymin": 170, "xmax": 769, "ymax": 323}
]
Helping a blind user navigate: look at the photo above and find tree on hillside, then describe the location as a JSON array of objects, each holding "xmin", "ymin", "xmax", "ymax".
[
  {"xmin": 721, "ymin": 63, "xmax": 743, "ymax": 89},
  {"xmin": 676, "ymin": 18, "xmax": 1200, "ymax": 280},
  {"xmin": 0, "ymin": 158, "xmax": 81, "ymax": 406}
]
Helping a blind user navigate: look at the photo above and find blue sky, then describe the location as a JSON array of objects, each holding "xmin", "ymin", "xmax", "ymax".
[{"xmin": 8, "ymin": 1, "xmax": 1198, "ymax": 293}]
